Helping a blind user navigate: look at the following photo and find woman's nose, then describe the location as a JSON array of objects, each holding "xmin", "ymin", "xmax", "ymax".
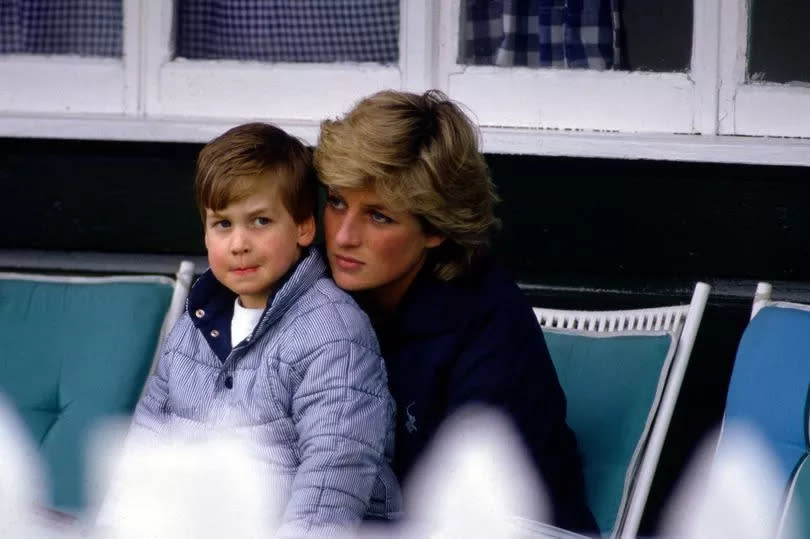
[{"xmin": 334, "ymin": 214, "xmax": 361, "ymax": 247}]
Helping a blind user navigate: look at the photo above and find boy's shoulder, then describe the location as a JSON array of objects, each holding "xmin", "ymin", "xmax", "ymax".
[{"xmin": 280, "ymin": 274, "xmax": 378, "ymax": 349}]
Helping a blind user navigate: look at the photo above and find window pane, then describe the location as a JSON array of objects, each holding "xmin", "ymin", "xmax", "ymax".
[
  {"xmin": 748, "ymin": 0, "xmax": 810, "ymax": 84},
  {"xmin": 459, "ymin": 0, "xmax": 692, "ymax": 72},
  {"xmin": 0, "ymin": 0, "xmax": 122, "ymax": 57},
  {"xmin": 175, "ymin": 0, "xmax": 399, "ymax": 64},
  {"xmin": 620, "ymin": 1, "xmax": 691, "ymax": 72},
  {"xmin": 460, "ymin": 0, "xmax": 620, "ymax": 69}
]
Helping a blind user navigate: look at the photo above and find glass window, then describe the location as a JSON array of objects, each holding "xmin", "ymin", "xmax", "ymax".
[
  {"xmin": 459, "ymin": 0, "xmax": 693, "ymax": 72},
  {"xmin": 748, "ymin": 0, "xmax": 810, "ymax": 84},
  {"xmin": 459, "ymin": 0, "xmax": 620, "ymax": 69},
  {"xmin": 0, "ymin": 0, "xmax": 122, "ymax": 57},
  {"xmin": 620, "ymin": 1, "xmax": 691, "ymax": 72},
  {"xmin": 175, "ymin": 0, "xmax": 399, "ymax": 64}
]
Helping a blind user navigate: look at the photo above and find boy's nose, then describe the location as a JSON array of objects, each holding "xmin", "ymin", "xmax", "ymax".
[{"xmin": 229, "ymin": 228, "xmax": 250, "ymax": 254}]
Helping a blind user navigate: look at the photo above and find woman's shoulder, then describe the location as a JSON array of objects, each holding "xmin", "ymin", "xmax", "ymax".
[
  {"xmin": 455, "ymin": 257, "xmax": 528, "ymax": 308},
  {"xmin": 405, "ymin": 257, "xmax": 530, "ymax": 328}
]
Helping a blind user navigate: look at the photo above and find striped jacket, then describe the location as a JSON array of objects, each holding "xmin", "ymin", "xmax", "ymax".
[{"xmin": 129, "ymin": 248, "xmax": 400, "ymax": 536}]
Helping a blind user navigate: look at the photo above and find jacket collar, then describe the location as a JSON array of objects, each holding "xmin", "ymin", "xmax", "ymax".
[{"xmin": 187, "ymin": 247, "xmax": 326, "ymax": 360}]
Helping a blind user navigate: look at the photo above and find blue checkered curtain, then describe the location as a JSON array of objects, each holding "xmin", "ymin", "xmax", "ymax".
[
  {"xmin": 462, "ymin": 0, "xmax": 620, "ymax": 69},
  {"xmin": 0, "ymin": 0, "xmax": 122, "ymax": 57},
  {"xmin": 176, "ymin": 0, "xmax": 399, "ymax": 63}
]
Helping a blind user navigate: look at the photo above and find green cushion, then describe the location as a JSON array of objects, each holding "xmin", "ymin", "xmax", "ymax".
[
  {"xmin": 782, "ymin": 456, "xmax": 810, "ymax": 538},
  {"xmin": 0, "ymin": 275, "xmax": 174, "ymax": 511},
  {"xmin": 544, "ymin": 330, "xmax": 674, "ymax": 534}
]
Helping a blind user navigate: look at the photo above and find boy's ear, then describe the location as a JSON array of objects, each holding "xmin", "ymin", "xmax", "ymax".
[
  {"xmin": 426, "ymin": 234, "xmax": 445, "ymax": 249},
  {"xmin": 297, "ymin": 215, "xmax": 316, "ymax": 247}
]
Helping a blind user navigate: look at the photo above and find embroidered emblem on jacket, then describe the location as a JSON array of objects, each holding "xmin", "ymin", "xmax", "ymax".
[{"xmin": 405, "ymin": 401, "xmax": 418, "ymax": 434}]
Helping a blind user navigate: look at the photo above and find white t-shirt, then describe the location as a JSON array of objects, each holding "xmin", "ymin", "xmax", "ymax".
[{"xmin": 231, "ymin": 298, "xmax": 264, "ymax": 347}]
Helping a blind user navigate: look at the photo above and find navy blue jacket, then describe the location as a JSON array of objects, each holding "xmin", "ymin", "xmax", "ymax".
[{"xmin": 372, "ymin": 257, "xmax": 597, "ymax": 533}]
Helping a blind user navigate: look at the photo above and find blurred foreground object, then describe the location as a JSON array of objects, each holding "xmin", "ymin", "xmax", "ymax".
[
  {"xmin": 662, "ymin": 423, "xmax": 801, "ymax": 539},
  {"xmin": 401, "ymin": 405, "xmax": 553, "ymax": 538},
  {"xmin": 93, "ymin": 430, "xmax": 277, "ymax": 539}
]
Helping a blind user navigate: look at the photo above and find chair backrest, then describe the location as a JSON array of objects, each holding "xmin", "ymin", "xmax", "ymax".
[
  {"xmin": 533, "ymin": 282, "xmax": 710, "ymax": 539},
  {"xmin": 716, "ymin": 282, "xmax": 810, "ymax": 538},
  {"xmin": 0, "ymin": 260, "xmax": 194, "ymax": 513}
]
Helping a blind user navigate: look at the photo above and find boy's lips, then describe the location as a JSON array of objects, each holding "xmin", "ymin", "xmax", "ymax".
[
  {"xmin": 333, "ymin": 254, "xmax": 364, "ymax": 271},
  {"xmin": 231, "ymin": 266, "xmax": 259, "ymax": 276}
]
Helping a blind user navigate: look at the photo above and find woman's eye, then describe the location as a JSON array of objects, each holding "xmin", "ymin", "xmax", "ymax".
[
  {"xmin": 253, "ymin": 217, "xmax": 271, "ymax": 226},
  {"xmin": 326, "ymin": 193, "xmax": 346, "ymax": 209},
  {"xmin": 370, "ymin": 210, "xmax": 393, "ymax": 224}
]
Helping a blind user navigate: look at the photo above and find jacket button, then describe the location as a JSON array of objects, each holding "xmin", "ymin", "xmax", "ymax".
[
  {"xmin": 195, "ymin": 308, "xmax": 205, "ymax": 318},
  {"xmin": 210, "ymin": 329, "xmax": 220, "ymax": 338},
  {"xmin": 224, "ymin": 376, "xmax": 233, "ymax": 389}
]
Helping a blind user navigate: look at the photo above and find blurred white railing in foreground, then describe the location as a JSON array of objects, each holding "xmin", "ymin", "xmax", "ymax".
[{"xmin": 0, "ymin": 397, "xmax": 802, "ymax": 539}]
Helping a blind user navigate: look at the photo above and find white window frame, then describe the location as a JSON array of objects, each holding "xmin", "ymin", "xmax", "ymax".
[
  {"xmin": 1, "ymin": 0, "xmax": 810, "ymax": 166},
  {"xmin": 718, "ymin": 0, "xmax": 810, "ymax": 138},
  {"xmin": 436, "ymin": 0, "xmax": 719, "ymax": 136},
  {"xmin": 0, "ymin": 0, "xmax": 140, "ymax": 115},
  {"xmin": 140, "ymin": 2, "xmax": 415, "ymax": 132}
]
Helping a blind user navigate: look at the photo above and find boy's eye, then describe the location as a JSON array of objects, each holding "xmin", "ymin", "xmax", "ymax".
[
  {"xmin": 253, "ymin": 216, "xmax": 271, "ymax": 226},
  {"xmin": 212, "ymin": 219, "xmax": 231, "ymax": 229},
  {"xmin": 326, "ymin": 193, "xmax": 346, "ymax": 210},
  {"xmin": 370, "ymin": 210, "xmax": 393, "ymax": 225}
]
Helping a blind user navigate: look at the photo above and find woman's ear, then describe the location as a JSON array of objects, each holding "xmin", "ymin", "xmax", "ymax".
[
  {"xmin": 297, "ymin": 215, "xmax": 316, "ymax": 247},
  {"xmin": 426, "ymin": 234, "xmax": 446, "ymax": 249}
]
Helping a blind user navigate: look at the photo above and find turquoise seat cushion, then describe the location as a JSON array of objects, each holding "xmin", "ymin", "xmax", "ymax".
[
  {"xmin": 0, "ymin": 275, "xmax": 174, "ymax": 512},
  {"xmin": 782, "ymin": 456, "xmax": 810, "ymax": 539},
  {"xmin": 543, "ymin": 329, "xmax": 674, "ymax": 534}
]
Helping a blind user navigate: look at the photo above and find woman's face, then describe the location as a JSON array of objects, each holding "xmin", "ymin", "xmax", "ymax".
[{"xmin": 323, "ymin": 186, "xmax": 444, "ymax": 312}]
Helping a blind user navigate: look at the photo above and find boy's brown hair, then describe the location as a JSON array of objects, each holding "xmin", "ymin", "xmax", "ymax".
[
  {"xmin": 314, "ymin": 90, "xmax": 500, "ymax": 281},
  {"xmin": 195, "ymin": 122, "xmax": 316, "ymax": 224}
]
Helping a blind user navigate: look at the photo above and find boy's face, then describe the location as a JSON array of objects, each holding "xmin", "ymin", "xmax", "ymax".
[{"xmin": 204, "ymin": 179, "xmax": 315, "ymax": 309}]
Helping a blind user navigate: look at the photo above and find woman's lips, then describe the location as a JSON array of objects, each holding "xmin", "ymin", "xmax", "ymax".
[{"xmin": 333, "ymin": 254, "xmax": 364, "ymax": 271}]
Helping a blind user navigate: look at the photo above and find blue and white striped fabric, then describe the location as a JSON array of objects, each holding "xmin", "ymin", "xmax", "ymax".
[
  {"xmin": 125, "ymin": 249, "xmax": 400, "ymax": 535},
  {"xmin": 461, "ymin": 0, "xmax": 620, "ymax": 69},
  {"xmin": 0, "ymin": 0, "xmax": 121, "ymax": 57},
  {"xmin": 176, "ymin": 0, "xmax": 399, "ymax": 63}
]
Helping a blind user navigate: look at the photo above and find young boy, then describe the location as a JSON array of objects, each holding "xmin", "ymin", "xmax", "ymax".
[{"xmin": 125, "ymin": 123, "xmax": 399, "ymax": 535}]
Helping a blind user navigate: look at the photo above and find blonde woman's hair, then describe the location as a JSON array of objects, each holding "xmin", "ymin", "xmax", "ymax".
[
  {"xmin": 195, "ymin": 122, "xmax": 316, "ymax": 225},
  {"xmin": 314, "ymin": 89, "xmax": 500, "ymax": 280}
]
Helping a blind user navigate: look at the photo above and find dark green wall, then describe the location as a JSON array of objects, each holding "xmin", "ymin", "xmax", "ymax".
[{"xmin": 2, "ymin": 136, "xmax": 809, "ymax": 533}]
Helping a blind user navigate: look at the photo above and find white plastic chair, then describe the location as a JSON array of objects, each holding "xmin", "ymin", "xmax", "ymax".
[{"xmin": 533, "ymin": 281, "xmax": 711, "ymax": 538}]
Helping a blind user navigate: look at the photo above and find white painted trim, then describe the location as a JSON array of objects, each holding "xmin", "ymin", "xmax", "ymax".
[
  {"xmin": 733, "ymin": 84, "xmax": 810, "ymax": 138},
  {"xmin": 152, "ymin": 60, "xmax": 401, "ymax": 120},
  {"xmin": 142, "ymin": 1, "xmax": 404, "ymax": 121},
  {"xmin": 478, "ymin": 128, "xmax": 810, "ymax": 167},
  {"xmin": 437, "ymin": 0, "xmax": 698, "ymax": 134},
  {"xmin": 450, "ymin": 69, "xmax": 696, "ymax": 133},
  {"xmin": 0, "ymin": 56, "xmax": 125, "ymax": 114},
  {"xmin": 122, "ymin": 0, "xmax": 141, "ymax": 115},
  {"xmin": 717, "ymin": 0, "xmax": 748, "ymax": 135},
  {"xmin": 4, "ymin": 113, "xmax": 810, "ymax": 166},
  {"xmin": 691, "ymin": 1, "xmax": 721, "ymax": 134},
  {"xmin": 0, "ymin": 113, "xmax": 319, "ymax": 144},
  {"xmin": 400, "ymin": 0, "xmax": 439, "ymax": 92},
  {"xmin": 717, "ymin": 0, "xmax": 810, "ymax": 138}
]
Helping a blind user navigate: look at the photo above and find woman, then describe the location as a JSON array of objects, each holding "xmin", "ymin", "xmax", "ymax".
[{"xmin": 313, "ymin": 89, "xmax": 596, "ymax": 533}]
